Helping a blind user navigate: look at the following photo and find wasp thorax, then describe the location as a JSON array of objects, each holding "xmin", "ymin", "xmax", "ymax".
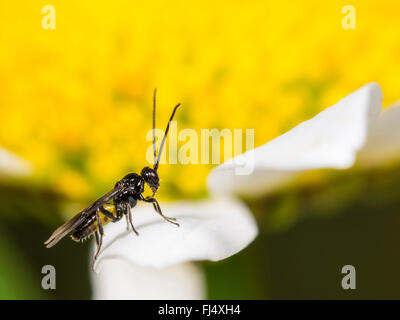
[
  {"xmin": 114, "ymin": 173, "xmax": 141, "ymax": 192},
  {"xmin": 141, "ymin": 166, "xmax": 160, "ymax": 194}
]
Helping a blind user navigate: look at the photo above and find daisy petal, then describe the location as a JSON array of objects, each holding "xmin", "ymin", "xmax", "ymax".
[
  {"xmin": 92, "ymin": 260, "xmax": 205, "ymax": 300},
  {"xmin": 0, "ymin": 147, "xmax": 32, "ymax": 176},
  {"xmin": 207, "ymin": 83, "xmax": 382, "ymax": 197},
  {"xmin": 357, "ymin": 102, "xmax": 400, "ymax": 166},
  {"xmin": 93, "ymin": 197, "xmax": 257, "ymax": 271}
]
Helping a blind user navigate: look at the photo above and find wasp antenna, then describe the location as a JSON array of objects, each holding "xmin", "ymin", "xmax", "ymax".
[
  {"xmin": 152, "ymin": 88, "xmax": 157, "ymax": 167},
  {"xmin": 154, "ymin": 103, "xmax": 181, "ymax": 171}
]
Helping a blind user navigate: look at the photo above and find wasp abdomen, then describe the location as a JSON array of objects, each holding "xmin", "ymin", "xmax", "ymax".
[{"xmin": 71, "ymin": 204, "xmax": 117, "ymax": 242}]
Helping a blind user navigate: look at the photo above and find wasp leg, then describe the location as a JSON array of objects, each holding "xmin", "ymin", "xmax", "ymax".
[
  {"xmin": 127, "ymin": 207, "xmax": 139, "ymax": 236},
  {"xmin": 99, "ymin": 206, "xmax": 119, "ymax": 222},
  {"xmin": 126, "ymin": 198, "xmax": 139, "ymax": 236},
  {"xmin": 125, "ymin": 214, "xmax": 130, "ymax": 231},
  {"xmin": 91, "ymin": 231, "xmax": 102, "ymax": 271},
  {"xmin": 141, "ymin": 196, "xmax": 179, "ymax": 227},
  {"xmin": 91, "ymin": 212, "xmax": 104, "ymax": 271},
  {"xmin": 117, "ymin": 200, "xmax": 139, "ymax": 236}
]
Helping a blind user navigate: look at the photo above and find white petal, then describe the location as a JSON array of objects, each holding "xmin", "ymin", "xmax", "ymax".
[
  {"xmin": 207, "ymin": 83, "xmax": 382, "ymax": 197},
  {"xmin": 357, "ymin": 102, "xmax": 400, "ymax": 166},
  {"xmin": 93, "ymin": 197, "xmax": 257, "ymax": 271},
  {"xmin": 92, "ymin": 260, "xmax": 205, "ymax": 300},
  {"xmin": 0, "ymin": 147, "xmax": 32, "ymax": 176}
]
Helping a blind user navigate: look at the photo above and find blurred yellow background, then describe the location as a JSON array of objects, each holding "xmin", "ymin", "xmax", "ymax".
[{"xmin": 1, "ymin": 1, "xmax": 399, "ymax": 203}]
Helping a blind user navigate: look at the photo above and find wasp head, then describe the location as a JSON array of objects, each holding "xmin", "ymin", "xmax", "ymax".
[{"xmin": 141, "ymin": 166, "xmax": 160, "ymax": 194}]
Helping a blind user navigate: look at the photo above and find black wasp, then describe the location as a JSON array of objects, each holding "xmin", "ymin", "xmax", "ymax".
[{"xmin": 45, "ymin": 89, "xmax": 180, "ymax": 270}]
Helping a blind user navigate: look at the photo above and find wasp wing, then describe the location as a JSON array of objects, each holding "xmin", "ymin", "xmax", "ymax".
[
  {"xmin": 44, "ymin": 212, "xmax": 84, "ymax": 248},
  {"xmin": 44, "ymin": 187, "xmax": 124, "ymax": 248}
]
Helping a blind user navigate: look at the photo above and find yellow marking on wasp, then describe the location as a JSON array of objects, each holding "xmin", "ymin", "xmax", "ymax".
[{"xmin": 99, "ymin": 203, "xmax": 118, "ymax": 227}]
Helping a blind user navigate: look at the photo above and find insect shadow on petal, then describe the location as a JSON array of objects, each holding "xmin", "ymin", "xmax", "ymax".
[{"xmin": 44, "ymin": 89, "xmax": 180, "ymax": 271}]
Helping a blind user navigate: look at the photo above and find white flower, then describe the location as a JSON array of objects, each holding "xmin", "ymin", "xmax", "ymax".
[
  {"xmin": 0, "ymin": 147, "xmax": 32, "ymax": 176},
  {"xmin": 357, "ymin": 101, "xmax": 400, "ymax": 166},
  {"xmin": 92, "ymin": 197, "xmax": 258, "ymax": 299},
  {"xmin": 92, "ymin": 260, "xmax": 206, "ymax": 300},
  {"xmin": 94, "ymin": 197, "xmax": 257, "ymax": 269},
  {"xmin": 207, "ymin": 82, "xmax": 399, "ymax": 197}
]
